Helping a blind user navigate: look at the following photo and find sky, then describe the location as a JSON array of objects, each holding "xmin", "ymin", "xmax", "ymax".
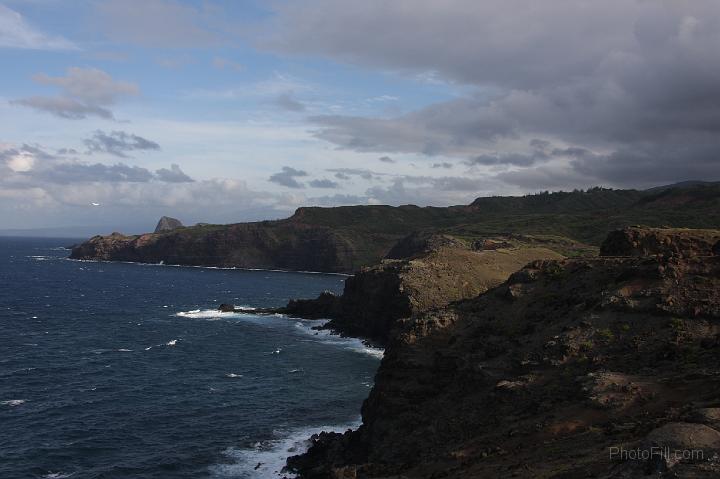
[{"xmin": 1, "ymin": 0, "xmax": 719, "ymax": 235}]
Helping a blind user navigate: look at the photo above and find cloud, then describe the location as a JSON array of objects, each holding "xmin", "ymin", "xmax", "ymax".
[
  {"xmin": 432, "ymin": 162, "xmax": 453, "ymax": 169},
  {"xmin": 326, "ymin": 168, "xmax": 380, "ymax": 181},
  {"xmin": 309, "ymin": 178, "xmax": 338, "ymax": 188},
  {"xmin": 13, "ymin": 67, "xmax": 139, "ymax": 120},
  {"xmin": 0, "ymin": 144, "xmax": 192, "ymax": 186},
  {"xmin": 266, "ymin": 0, "xmax": 720, "ymax": 187},
  {"xmin": 378, "ymin": 156, "xmax": 395, "ymax": 163},
  {"xmin": 269, "ymin": 166, "xmax": 308, "ymax": 188},
  {"xmin": 273, "ymin": 92, "xmax": 306, "ymax": 112},
  {"xmin": 0, "ymin": 4, "xmax": 77, "ymax": 50},
  {"xmin": 155, "ymin": 164, "xmax": 194, "ymax": 183},
  {"xmin": 93, "ymin": 0, "xmax": 220, "ymax": 47},
  {"xmin": 0, "ymin": 143, "xmax": 298, "ymax": 232},
  {"xmin": 32, "ymin": 162, "xmax": 156, "ymax": 184},
  {"xmin": 84, "ymin": 130, "xmax": 160, "ymax": 158},
  {"xmin": 12, "ymin": 97, "xmax": 114, "ymax": 120}
]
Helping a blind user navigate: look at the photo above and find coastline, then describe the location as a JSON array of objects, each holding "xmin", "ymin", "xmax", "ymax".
[{"xmin": 64, "ymin": 257, "xmax": 351, "ymax": 277}]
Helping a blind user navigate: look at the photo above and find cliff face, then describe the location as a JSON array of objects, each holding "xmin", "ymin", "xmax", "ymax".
[
  {"xmin": 284, "ymin": 235, "xmax": 567, "ymax": 344},
  {"xmin": 70, "ymin": 223, "xmax": 360, "ymax": 272},
  {"xmin": 288, "ymin": 228, "xmax": 720, "ymax": 478},
  {"xmin": 69, "ymin": 183, "xmax": 720, "ymax": 273}
]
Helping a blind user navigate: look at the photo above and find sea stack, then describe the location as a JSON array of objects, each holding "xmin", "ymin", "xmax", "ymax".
[{"xmin": 154, "ymin": 216, "xmax": 183, "ymax": 233}]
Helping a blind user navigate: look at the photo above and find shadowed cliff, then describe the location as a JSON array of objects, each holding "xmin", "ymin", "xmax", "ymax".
[{"xmin": 287, "ymin": 227, "xmax": 720, "ymax": 478}]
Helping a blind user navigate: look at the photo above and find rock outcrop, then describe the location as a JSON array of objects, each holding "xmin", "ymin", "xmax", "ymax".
[
  {"xmin": 154, "ymin": 216, "xmax": 183, "ymax": 233},
  {"xmin": 283, "ymin": 235, "xmax": 565, "ymax": 344},
  {"xmin": 600, "ymin": 226, "xmax": 720, "ymax": 257},
  {"xmin": 288, "ymin": 228, "xmax": 720, "ymax": 478}
]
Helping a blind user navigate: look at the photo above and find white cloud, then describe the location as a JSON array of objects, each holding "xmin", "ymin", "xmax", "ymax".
[{"xmin": 0, "ymin": 4, "xmax": 77, "ymax": 50}]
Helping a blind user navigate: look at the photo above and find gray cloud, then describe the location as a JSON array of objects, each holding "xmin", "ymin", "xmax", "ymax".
[
  {"xmin": 31, "ymin": 162, "xmax": 155, "ymax": 184},
  {"xmin": 326, "ymin": 168, "xmax": 380, "ymax": 181},
  {"xmin": 84, "ymin": 130, "xmax": 160, "ymax": 158},
  {"xmin": 273, "ymin": 93, "xmax": 306, "ymax": 112},
  {"xmin": 379, "ymin": 156, "xmax": 395, "ymax": 163},
  {"xmin": 155, "ymin": 164, "xmax": 194, "ymax": 183},
  {"xmin": 13, "ymin": 97, "xmax": 114, "ymax": 120},
  {"xmin": 1, "ymin": 144, "xmax": 192, "ymax": 186},
  {"xmin": 267, "ymin": 0, "xmax": 720, "ymax": 187},
  {"xmin": 432, "ymin": 162, "xmax": 453, "ymax": 169},
  {"xmin": 269, "ymin": 166, "xmax": 308, "ymax": 188},
  {"xmin": 309, "ymin": 178, "xmax": 339, "ymax": 188},
  {"xmin": 13, "ymin": 67, "xmax": 139, "ymax": 120}
]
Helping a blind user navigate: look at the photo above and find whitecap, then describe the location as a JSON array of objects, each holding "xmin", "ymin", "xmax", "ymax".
[
  {"xmin": 293, "ymin": 321, "xmax": 384, "ymax": 359},
  {"xmin": 225, "ymin": 373, "xmax": 243, "ymax": 378},
  {"xmin": 209, "ymin": 419, "xmax": 361, "ymax": 479},
  {"xmin": 176, "ymin": 309, "xmax": 237, "ymax": 320},
  {"xmin": 2, "ymin": 399, "xmax": 26, "ymax": 407},
  {"xmin": 117, "ymin": 348, "xmax": 132, "ymax": 352},
  {"xmin": 166, "ymin": 339, "xmax": 179, "ymax": 346}
]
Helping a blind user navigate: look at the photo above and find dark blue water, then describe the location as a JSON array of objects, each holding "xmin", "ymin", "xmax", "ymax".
[{"xmin": 0, "ymin": 237, "xmax": 380, "ymax": 479}]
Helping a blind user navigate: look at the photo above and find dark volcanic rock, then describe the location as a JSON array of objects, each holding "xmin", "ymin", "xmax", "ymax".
[
  {"xmin": 289, "ymin": 227, "xmax": 720, "ymax": 478},
  {"xmin": 284, "ymin": 240, "xmax": 564, "ymax": 344},
  {"xmin": 154, "ymin": 216, "xmax": 183, "ymax": 233},
  {"xmin": 600, "ymin": 226, "xmax": 720, "ymax": 257}
]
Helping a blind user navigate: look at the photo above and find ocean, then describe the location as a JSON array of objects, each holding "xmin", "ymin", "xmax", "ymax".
[{"xmin": 0, "ymin": 237, "xmax": 381, "ymax": 479}]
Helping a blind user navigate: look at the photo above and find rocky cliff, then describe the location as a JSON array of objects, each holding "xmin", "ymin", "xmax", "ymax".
[
  {"xmin": 70, "ymin": 222, "xmax": 360, "ymax": 272},
  {"xmin": 69, "ymin": 183, "xmax": 720, "ymax": 273},
  {"xmin": 288, "ymin": 227, "xmax": 720, "ymax": 478},
  {"xmin": 283, "ymin": 234, "xmax": 568, "ymax": 344},
  {"xmin": 154, "ymin": 216, "xmax": 183, "ymax": 233}
]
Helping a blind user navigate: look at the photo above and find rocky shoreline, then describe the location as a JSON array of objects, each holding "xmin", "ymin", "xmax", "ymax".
[{"xmin": 283, "ymin": 227, "xmax": 720, "ymax": 478}]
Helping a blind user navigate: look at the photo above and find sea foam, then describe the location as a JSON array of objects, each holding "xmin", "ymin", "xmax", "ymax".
[{"xmin": 209, "ymin": 420, "xmax": 361, "ymax": 479}]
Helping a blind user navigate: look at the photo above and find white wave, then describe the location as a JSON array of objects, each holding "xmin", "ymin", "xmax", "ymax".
[
  {"xmin": 176, "ymin": 308, "xmax": 243, "ymax": 320},
  {"xmin": 293, "ymin": 321, "xmax": 384, "ymax": 359},
  {"xmin": 225, "ymin": 373, "xmax": 243, "ymax": 378},
  {"xmin": 209, "ymin": 419, "xmax": 361, "ymax": 479},
  {"xmin": 2, "ymin": 399, "xmax": 26, "ymax": 407},
  {"xmin": 42, "ymin": 473, "xmax": 73, "ymax": 479},
  {"xmin": 117, "ymin": 348, "xmax": 133, "ymax": 352},
  {"xmin": 166, "ymin": 339, "xmax": 179, "ymax": 346},
  {"xmin": 28, "ymin": 255, "xmax": 52, "ymax": 261}
]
